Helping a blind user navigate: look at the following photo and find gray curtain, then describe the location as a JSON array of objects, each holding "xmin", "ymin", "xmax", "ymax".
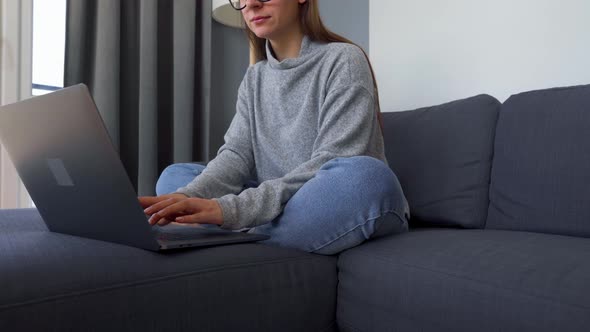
[{"xmin": 64, "ymin": 0, "xmax": 212, "ymax": 196}]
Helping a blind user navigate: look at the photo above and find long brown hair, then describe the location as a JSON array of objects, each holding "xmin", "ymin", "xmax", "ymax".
[{"xmin": 243, "ymin": 0, "xmax": 384, "ymax": 133}]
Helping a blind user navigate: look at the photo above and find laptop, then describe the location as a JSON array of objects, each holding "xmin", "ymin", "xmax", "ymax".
[{"xmin": 0, "ymin": 84, "xmax": 269, "ymax": 251}]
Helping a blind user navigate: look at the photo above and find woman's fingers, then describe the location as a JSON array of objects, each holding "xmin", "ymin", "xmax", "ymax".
[
  {"xmin": 139, "ymin": 193, "xmax": 189, "ymax": 210},
  {"xmin": 148, "ymin": 198, "xmax": 223, "ymax": 226},
  {"xmin": 145, "ymin": 194, "xmax": 189, "ymax": 215},
  {"xmin": 155, "ymin": 218, "xmax": 175, "ymax": 226},
  {"xmin": 153, "ymin": 199, "xmax": 200, "ymax": 225},
  {"xmin": 138, "ymin": 196, "xmax": 160, "ymax": 209},
  {"xmin": 147, "ymin": 198, "xmax": 188, "ymax": 225},
  {"xmin": 174, "ymin": 213, "xmax": 210, "ymax": 224},
  {"xmin": 145, "ymin": 198, "xmax": 176, "ymax": 215},
  {"xmin": 153, "ymin": 200, "xmax": 195, "ymax": 223},
  {"xmin": 173, "ymin": 199, "xmax": 224, "ymax": 226}
]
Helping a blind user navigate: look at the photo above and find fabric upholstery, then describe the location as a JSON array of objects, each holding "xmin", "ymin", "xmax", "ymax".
[
  {"xmin": 0, "ymin": 209, "xmax": 337, "ymax": 332},
  {"xmin": 337, "ymin": 228, "xmax": 590, "ymax": 332},
  {"xmin": 382, "ymin": 94, "xmax": 500, "ymax": 228},
  {"xmin": 487, "ymin": 84, "xmax": 590, "ymax": 237}
]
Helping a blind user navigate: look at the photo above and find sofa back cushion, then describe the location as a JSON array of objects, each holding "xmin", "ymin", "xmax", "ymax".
[
  {"xmin": 383, "ymin": 94, "xmax": 500, "ymax": 228},
  {"xmin": 486, "ymin": 84, "xmax": 590, "ymax": 237}
]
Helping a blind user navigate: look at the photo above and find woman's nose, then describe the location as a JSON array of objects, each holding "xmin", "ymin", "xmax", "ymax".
[{"xmin": 244, "ymin": 0, "xmax": 262, "ymax": 9}]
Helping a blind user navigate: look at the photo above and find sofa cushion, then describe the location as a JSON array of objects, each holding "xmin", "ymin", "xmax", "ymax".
[
  {"xmin": 337, "ymin": 229, "xmax": 590, "ymax": 332},
  {"xmin": 382, "ymin": 94, "xmax": 500, "ymax": 228},
  {"xmin": 0, "ymin": 209, "xmax": 338, "ymax": 331},
  {"xmin": 487, "ymin": 84, "xmax": 590, "ymax": 237}
]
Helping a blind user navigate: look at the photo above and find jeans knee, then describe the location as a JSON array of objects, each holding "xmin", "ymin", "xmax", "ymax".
[
  {"xmin": 161, "ymin": 163, "xmax": 204, "ymax": 176},
  {"xmin": 322, "ymin": 156, "xmax": 387, "ymax": 174},
  {"xmin": 156, "ymin": 163, "xmax": 205, "ymax": 195},
  {"xmin": 322, "ymin": 156, "xmax": 402, "ymax": 198}
]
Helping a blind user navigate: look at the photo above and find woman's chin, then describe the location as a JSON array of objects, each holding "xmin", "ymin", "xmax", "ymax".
[{"xmin": 250, "ymin": 27, "xmax": 273, "ymax": 40}]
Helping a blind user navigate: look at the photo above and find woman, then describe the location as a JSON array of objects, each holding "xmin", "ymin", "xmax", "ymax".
[{"xmin": 139, "ymin": 0, "xmax": 410, "ymax": 255}]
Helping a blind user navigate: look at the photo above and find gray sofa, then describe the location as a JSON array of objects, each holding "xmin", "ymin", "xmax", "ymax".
[{"xmin": 1, "ymin": 84, "xmax": 589, "ymax": 331}]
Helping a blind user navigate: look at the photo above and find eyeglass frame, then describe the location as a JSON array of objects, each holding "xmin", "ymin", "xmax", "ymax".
[{"xmin": 229, "ymin": 0, "xmax": 272, "ymax": 11}]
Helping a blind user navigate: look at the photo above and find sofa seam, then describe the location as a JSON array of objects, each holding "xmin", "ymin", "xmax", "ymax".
[
  {"xmin": 336, "ymin": 319, "xmax": 363, "ymax": 332},
  {"xmin": 343, "ymin": 251, "xmax": 590, "ymax": 311},
  {"xmin": 0, "ymin": 255, "xmax": 325, "ymax": 311},
  {"xmin": 318, "ymin": 319, "xmax": 338, "ymax": 332}
]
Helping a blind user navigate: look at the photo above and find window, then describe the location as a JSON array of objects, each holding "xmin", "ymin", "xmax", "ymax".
[
  {"xmin": 0, "ymin": 0, "xmax": 33, "ymax": 209},
  {"xmin": 0, "ymin": 0, "xmax": 66, "ymax": 208},
  {"xmin": 32, "ymin": 0, "xmax": 66, "ymax": 96}
]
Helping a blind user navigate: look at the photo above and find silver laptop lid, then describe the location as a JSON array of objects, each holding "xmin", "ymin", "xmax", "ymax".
[{"xmin": 0, "ymin": 84, "xmax": 160, "ymax": 250}]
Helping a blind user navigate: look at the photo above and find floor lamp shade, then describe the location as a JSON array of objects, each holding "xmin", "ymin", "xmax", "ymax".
[{"xmin": 212, "ymin": 0, "xmax": 245, "ymax": 28}]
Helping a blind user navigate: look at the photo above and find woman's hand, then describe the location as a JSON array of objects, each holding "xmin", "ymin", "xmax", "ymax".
[{"xmin": 138, "ymin": 194, "xmax": 223, "ymax": 227}]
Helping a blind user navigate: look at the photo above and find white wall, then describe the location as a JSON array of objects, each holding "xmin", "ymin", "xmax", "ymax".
[
  {"xmin": 319, "ymin": 0, "xmax": 369, "ymax": 52},
  {"xmin": 370, "ymin": 0, "xmax": 590, "ymax": 112}
]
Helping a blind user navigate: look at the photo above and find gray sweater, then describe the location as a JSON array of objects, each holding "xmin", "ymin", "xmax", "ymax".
[{"xmin": 176, "ymin": 35, "xmax": 386, "ymax": 230}]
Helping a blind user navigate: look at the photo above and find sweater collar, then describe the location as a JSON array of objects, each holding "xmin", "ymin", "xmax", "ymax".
[{"xmin": 265, "ymin": 35, "xmax": 323, "ymax": 69}]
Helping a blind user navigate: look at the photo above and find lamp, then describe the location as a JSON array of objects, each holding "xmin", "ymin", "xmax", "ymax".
[{"xmin": 212, "ymin": 0, "xmax": 245, "ymax": 29}]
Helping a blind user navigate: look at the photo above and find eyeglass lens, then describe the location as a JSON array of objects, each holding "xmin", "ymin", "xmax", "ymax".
[{"xmin": 229, "ymin": 0, "xmax": 271, "ymax": 11}]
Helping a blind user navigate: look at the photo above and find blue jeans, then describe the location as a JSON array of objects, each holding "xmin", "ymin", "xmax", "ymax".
[{"xmin": 156, "ymin": 156, "xmax": 410, "ymax": 255}]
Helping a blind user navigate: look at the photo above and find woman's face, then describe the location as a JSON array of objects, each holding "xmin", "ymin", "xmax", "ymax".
[{"xmin": 240, "ymin": 0, "xmax": 307, "ymax": 41}]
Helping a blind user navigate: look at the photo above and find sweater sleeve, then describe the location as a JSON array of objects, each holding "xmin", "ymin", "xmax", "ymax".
[
  {"xmin": 175, "ymin": 73, "xmax": 254, "ymax": 199},
  {"xmin": 215, "ymin": 83, "xmax": 383, "ymax": 230}
]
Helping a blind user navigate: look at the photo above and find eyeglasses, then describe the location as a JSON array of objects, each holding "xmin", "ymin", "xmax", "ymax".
[{"xmin": 229, "ymin": 0, "xmax": 272, "ymax": 11}]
